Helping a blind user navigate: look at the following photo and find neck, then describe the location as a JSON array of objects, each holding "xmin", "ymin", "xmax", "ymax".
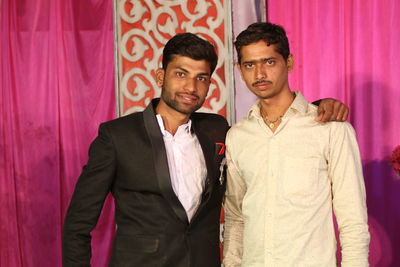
[
  {"xmin": 259, "ymin": 90, "xmax": 295, "ymax": 119},
  {"xmin": 156, "ymin": 101, "xmax": 190, "ymax": 135}
]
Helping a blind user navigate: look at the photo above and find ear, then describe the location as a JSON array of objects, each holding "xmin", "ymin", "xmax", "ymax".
[
  {"xmin": 287, "ymin": 54, "xmax": 294, "ymax": 73},
  {"xmin": 155, "ymin": 68, "xmax": 165, "ymax": 87}
]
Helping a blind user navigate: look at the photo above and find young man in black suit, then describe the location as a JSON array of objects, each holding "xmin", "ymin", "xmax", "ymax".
[
  {"xmin": 62, "ymin": 32, "xmax": 348, "ymax": 267},
  {"xmin": 63, "ymin": 33, "xmax": 229, "ymax": 267}
]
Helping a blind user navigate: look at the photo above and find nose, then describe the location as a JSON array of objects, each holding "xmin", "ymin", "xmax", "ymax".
[
  {"xmin": 255, "ymin": 64, "xmax": 267, "ymax": 80},
  {"xmin": 184, "ymin": 78, "xmax": 197, "ymax": 93}
]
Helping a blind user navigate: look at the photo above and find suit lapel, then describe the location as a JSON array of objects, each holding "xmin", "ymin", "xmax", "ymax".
[
  {"xmin": 143, "ymin": 99, "xmax": 188, "ymax": 224},
  {"xmin": 190, "ymin": 119, "xmax": 216, "ymax": 222}
]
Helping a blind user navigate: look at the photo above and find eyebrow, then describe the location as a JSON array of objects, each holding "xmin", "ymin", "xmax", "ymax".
[
  {"xmin": 176, "ymin": 67, "xmax": 211, "ymax": 77},
  {"xmin": 242, "ymin": 57, "xmax": 276, "ymax": 65}
]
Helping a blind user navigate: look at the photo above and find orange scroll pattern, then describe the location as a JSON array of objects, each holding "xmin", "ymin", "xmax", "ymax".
[{"xmin": 115, "ymin": 0, "xmax": 232, "ymax": 118}]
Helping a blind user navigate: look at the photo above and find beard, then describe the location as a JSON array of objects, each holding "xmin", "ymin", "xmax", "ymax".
[{"xmin": 160, "ymin": 88, "xmax": 205, "ymax": 115}]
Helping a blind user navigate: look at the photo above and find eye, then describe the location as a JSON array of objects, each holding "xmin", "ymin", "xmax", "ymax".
[
  {"xmin": 243, "ymin": 62, "xmax": 254, "ymax": 69},
  {"xmin": 176, "ymin": 72, "xmax": 185, "ymax": 78},
  {"xmin": 197, "ymin": 76, "xmax": 210, "ymax": 82},
  {"xmin": 266, "ymin": 59, "xmax": 275, "ymax": 66}
]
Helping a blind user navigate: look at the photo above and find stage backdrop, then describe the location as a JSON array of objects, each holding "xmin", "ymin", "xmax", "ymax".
[
  {"xmin": 267, "ymin": 0, "xmax": 400, "ymax": 266},
  {"xmin": 2, "ymin": 0, "xmax": 399, "ymax": 266},
  {"xmin": 0, "ymin": 0, "xmax": 115, "ymax": 266},
  {"xmin": 115, "ymin": 0, "xmax": 235, "ymax": 121}
]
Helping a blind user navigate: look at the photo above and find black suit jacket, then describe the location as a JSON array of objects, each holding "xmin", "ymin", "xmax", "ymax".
[{"xmin": 62, "ymin": 99, "xmax": 230, "ymax": 267}]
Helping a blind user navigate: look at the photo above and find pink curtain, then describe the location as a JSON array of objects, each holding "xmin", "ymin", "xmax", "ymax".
[
  {"xmin": 1, "ymin": 0, "xmax": 115, "ymax": 266},
  {"xmin": 267, "ymin": 0, "xmax": 400, "ymax": 266}
]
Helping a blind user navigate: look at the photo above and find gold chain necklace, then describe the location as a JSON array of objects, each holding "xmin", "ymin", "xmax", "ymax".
[
  {"xmin": 262, "ymin": 115, "xmax": 282, "ymax": 129},
  {"xmin": 260, "ymin": 107, "xmax": 283, "ymax": 129}
]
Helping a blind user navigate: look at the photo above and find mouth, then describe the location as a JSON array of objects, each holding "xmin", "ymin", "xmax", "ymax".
[
  {"xmin": 177, "ymin": 93, "xmax": 199, "ymax": 104},
  {"xmin": 253, "ymin": 80, "xmax": 272, "ymax": 90}
]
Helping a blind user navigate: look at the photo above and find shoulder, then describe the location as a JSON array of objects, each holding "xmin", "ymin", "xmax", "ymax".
[
  {"xmin": 226, "ymin": 117, "xmax": 253, "ymax": 146},
  {"xmin": 308, "ymin": 120, "xmax": 357, "ymax": 149},
  {"xmin": 99, "ymin": 112, "xmax": 144, "ymax": 132},
  {"xmin": 227, "ymin": 116, "xmax": 252, "ymax": 135},
  {"xmin": 191, "ymin": 112, "xmax": 230, "ymax": 141},
  {"xmin": 304, "ymin": 105, "xmax": 356, "ymax": 134},
  {"xmin": 191, "ymin": 112, "xmax": 229, "ymax": 129},
  {"xmin": 304, "ymin": 102, "xmax": 323, "ymax": 121},
  {"xmin": 192, "ymin": 112, "xmax": 228, "ymax": 123},
  {"xmin": 327, "ymin": 121, "xmax": 356, "ymax": 136},
  {"xmin": 102, "ymin": 112, "xmax": 142, "ymax": 125}
]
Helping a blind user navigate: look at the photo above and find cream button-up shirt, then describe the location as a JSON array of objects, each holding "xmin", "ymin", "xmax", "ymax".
[{"xmin": 223, "ymin": 92, "xmax": 370, "ymax": 267}]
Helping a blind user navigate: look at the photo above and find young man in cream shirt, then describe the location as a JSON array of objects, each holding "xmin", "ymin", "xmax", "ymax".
[{"xmin": 223, "ymin": 22, "xmax": 370, "ymax": 267}]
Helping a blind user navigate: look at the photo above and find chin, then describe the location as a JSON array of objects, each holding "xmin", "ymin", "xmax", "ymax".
[
  {"xmin": 254, "ymin": 93, "xmax": 271, "ymax": 99},
  {"xmin": 176, "ymin": 105, "xmax": 200, "ymax": 115}
]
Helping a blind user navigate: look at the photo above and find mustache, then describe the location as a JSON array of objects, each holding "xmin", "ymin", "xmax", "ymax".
[{"xmin": 252, "ymin": 80, "xmax": 272, "ymax": 87}]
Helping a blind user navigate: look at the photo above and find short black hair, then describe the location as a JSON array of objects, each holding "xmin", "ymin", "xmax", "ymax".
[
  {"xmin": 162, "ymin": 33, "xmax": 218, "ymax": 74},
  {"xmin": 234, "ymin": 22, "xmax": 290, "ymax": 63}
]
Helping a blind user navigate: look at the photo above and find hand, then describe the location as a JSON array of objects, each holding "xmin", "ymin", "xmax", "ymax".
[{"xmin": 315, "ymin": 98, "xmax": 349, "ymax": 122}]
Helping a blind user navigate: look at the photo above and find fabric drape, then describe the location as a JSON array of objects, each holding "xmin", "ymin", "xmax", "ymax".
[
  {"xmin": 1, "ymin": 0, "xmax": 116, "ymax": 266},
  {"xmin": 267, "ymin": 0, "xmax": 400, "ymax": 266}
]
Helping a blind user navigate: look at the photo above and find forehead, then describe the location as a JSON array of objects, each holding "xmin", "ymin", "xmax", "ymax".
[
  {"xmin": 240, "ymin": 40, "xmax": 282, "ymax": 61},
  {"xmin": 167, "ymin": 55, "xmax": 211, "ymax": 74}
]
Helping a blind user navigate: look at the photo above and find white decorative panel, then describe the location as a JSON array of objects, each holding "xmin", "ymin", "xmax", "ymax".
[{"xmin": 114, "ymin": 0, "xmax": 234, "ymax": 121}]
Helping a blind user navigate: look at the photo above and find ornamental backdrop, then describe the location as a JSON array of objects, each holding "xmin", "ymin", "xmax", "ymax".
[
  {"xmin": 114, "ymin": 0, "xmax": 234, "ymax": 258},
  {"xmin": 114, "ymin": 0, "xmax": 234, "ymax": 122}
]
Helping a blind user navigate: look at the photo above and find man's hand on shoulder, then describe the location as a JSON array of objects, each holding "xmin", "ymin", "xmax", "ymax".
[{"xmin": 315, "ymin": 98, "xmax": 349, "ymax": 122}]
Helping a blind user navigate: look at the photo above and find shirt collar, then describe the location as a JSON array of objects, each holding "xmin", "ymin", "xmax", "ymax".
[
  {"xmin": 156, "ymin": 114, "xmax": 192, "ymax": 137},
  {"xmin": 247, "ymin": 91, "xmax": 309, "ymax": 119}
]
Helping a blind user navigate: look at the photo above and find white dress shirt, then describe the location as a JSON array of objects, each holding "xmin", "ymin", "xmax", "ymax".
[
  {"xmin": 156, "ymin": 115, "xmax": 207, "ymax": 221},
  {"xmin": 223, "ymin": 92, "xmax": 370, "ymax": 267}
]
